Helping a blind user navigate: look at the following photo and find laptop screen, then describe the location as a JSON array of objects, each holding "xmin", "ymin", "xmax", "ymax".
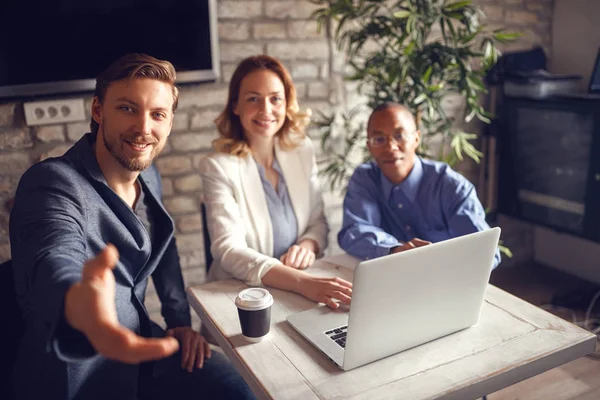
[{"xmin": 589, "ymin": 48, "xmax": 600, "ymax": 94}]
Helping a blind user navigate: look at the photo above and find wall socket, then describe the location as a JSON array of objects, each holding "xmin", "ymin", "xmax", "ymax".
[{"xmin": 23, "ymin": 98, "xmax": 86, "ymax": 126}]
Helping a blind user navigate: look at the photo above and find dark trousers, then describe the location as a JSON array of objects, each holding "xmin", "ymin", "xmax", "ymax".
[{"xmin": 137, "ymin": 351, "xmax": 256, "ymax": 400}]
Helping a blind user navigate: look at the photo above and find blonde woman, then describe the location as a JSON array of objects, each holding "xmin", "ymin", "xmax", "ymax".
[{"xmin": 200, "ymin": 55, "xmax": 352, "ymax": 309}]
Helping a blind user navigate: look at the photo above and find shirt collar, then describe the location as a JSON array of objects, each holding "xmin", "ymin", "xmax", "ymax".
[
  {"xmin": 380, "ymin": 157, "xmax": 423, "ymax": 204},
  {"xmin": 255, "ymin": 157, "xmax": 282, "ymax": 177}
]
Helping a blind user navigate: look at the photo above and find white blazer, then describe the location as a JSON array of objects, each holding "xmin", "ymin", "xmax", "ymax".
[{"xmin": 199, "ymin": 137, "xmax": 329, "ymax": 286}]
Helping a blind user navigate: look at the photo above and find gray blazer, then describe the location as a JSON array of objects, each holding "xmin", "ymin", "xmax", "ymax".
[{"xmin": 9, "ymin": 133, "xmax": 191, "ymax": 399}]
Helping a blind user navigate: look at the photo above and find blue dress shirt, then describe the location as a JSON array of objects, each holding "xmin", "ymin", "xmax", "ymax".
[
  {"xmin": 338, "ymin": 157, "xmax": 501, "ymax": 268},
  {"xmin": 256, "ymin": 158, "xmax": 299, "ymax": 259}
]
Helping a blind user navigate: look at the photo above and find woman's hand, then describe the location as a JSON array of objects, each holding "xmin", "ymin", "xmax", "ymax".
[
  {"xmin": 280, "ymin": 239, "xmax": 319, "ymax": 269},
  {"xmin": 280, "ymin": 245, "xmax": 315, "ymax": 269},
  {"xmin": 299, "ymin": 275, "xmax": 353, "ymax": 309}
]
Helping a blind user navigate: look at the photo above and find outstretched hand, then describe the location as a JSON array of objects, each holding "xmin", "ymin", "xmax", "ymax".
[{"xmin": 64, "ymin": 244, "xmax": 179, "ymax": 363}]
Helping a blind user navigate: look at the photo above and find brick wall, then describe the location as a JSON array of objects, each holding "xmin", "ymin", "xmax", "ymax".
[{"xmin": 0, "ymin": 0, "xmax": 554, "ymax": 327}]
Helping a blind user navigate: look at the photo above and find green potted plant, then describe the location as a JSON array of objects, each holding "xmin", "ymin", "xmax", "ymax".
[
  {"xmin": 310, "ymin": 0, "xmax": 518, "ymax": 258},
  {"xmin": 310, "ymin": 0, "xmax": 519, "ymax": 190}
]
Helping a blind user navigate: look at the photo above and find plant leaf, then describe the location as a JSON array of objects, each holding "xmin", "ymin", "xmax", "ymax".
[{"xmin": 393, "ymin": 10, "xmax": 411, "ymax": 19}]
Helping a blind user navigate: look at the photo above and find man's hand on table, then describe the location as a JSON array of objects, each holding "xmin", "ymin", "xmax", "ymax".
[
  {"xmin": 391, "ymin": 238, "xmax": 431, "ymax": 254},
  {"xmin": 167, "ymin": 326, "xmax": 212, "ymax": 372}
]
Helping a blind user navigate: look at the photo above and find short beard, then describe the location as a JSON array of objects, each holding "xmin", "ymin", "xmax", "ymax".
[{"xmin": 102, "ymin": 130, "xmax": 158, "ymax": 172}]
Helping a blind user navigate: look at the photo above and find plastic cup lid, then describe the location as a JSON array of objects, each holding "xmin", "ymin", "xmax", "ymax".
[{"xmin": 235, "ymin": 288, "xmax": 274, "ymax": 311}]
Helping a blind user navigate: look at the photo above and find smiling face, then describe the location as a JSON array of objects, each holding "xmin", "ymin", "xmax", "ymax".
[
  {"xmin": 92, "ymin": 77, "xmax": 174, "ymax": 172},
  {"xmin": 234, "ymin": 69, "xmax": 287, "ymax": 145},
  {"xmin": 367, "ymin": 106, "xmax": 420, "ymax": 184}
]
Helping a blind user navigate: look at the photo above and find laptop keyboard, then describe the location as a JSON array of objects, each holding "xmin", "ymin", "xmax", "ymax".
[{"xmin": 324, "ymin": 325, "xmax": 348, "ymax": 348}]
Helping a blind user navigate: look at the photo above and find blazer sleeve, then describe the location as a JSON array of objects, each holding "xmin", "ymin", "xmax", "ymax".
[
  {"xmin": 147, "ymin": 165, "xmax": 192, "ymax": 329},
  {"xmin": 199, "ymin": 155, "xmax": 281, "ymax": 286},
  {"xmin": 9, "ymin": 162, "xmax": 96, "ymax": 361},
  {"xmin": 296, "ymin": 141, "xmax": 329, "ymax": 255}
]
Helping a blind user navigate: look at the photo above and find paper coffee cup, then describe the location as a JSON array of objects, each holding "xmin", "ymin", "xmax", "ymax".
[{"xmin": 235, "ymin": 288, "xmax": 274, "ymax": 342}]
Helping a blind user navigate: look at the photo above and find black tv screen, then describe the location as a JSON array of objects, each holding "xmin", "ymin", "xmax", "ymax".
[
  {"xmin": 497, "ymin": 96, "xmax": 600, "ymax": 242},
  {"xmin": 0, "ymin": 0, "xmax": 219, "ymax": 99}
]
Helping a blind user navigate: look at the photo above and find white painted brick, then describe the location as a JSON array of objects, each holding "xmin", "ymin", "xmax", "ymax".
[
  {"xmin": 171, "ymin": 132, "xmax": 214, "ymax": 151},
  {"xmin": 288, "ymin": 20, "xmax": 323, "ymax": 39},
  {"xmin": 160, "ymin": 138, "xmax": 172, "ymax": 155},
  {"xmin": 295, "ymin": 82, "xmax": 307, "ymax": 99},
  {"xmin": 174, "ymin": 175, "xmax": 203, "ymax": 193},
  {"xmin": 218, "ymin": 1, "xmax": 262, "ymax": 18},
  {"xmin": 0, "ymin": 152, "xmax": 31, "ymax": 175},
  {"xmin": 181, "ymin": 264, "xmax": 207, "ymax": 286},
  {"xmin": 253, "ymin": 22, "xmax": 287, "ymax": 39},
  {"xmin": 267, "ymin": 41, "xmax": 329, "ymax": 60},
  {"xmin": 155, "ymin": 155, "xmax": 193, "ymax": 175},
  {"xmin": 191, "ymin": 109, "xmax": 221, "ymax": 130},
  {"xmin": 320, "ymin": 62, "xmax": 330, "ymax": 79},
  {"xmin": 39, "ymin": 144, "xmax": 72, "ymax": 161},
  {"xmin": 35, "ymin": 125, "xmax": 66, "ymax": 142},
  {"xmin": 265, "ymin": 1, "xmax": 320, "ymax": 19},
  {"xmin": 0, "ymin": 103, "xmax": 16, "ymax": 126},
  {"xmin": 66, "ymin": 122, "xmax": 89, "ymax": 142},
  {"xmin": 291, "ymin": 63, "xmax": 319, "ymax": 79},
  {"xmin": 177, "ymin": 86, "xmax": 229, "ymax": 109},
  {"xmin": 221, "ymin": 64, "xmax": 237, "ymax": 83},
  {"xmin": 163, "ymin": 196, "xmax": 199, "ymax": 215},
  {"xmin": 180, "ymin": 251, "xmax": 206, "ymax": 271},
  {"xmin": 84, "ymin": 97, "xmax": 94, "ymax": 117},
  {"xmin": 0, "ymin": 174, "xmax": 13, "ymax": 195},
  {"xmin": 162, "ymin": 177, "xmax": 174, "ymax": 197},
  {"xmin": 175, "ymin": 212, "xmax": 203, "ymax": 233},
  {"xmin": 0, "ymin": 129, "xmax": 33, "ymax": 150},
  {"xmin": 175, "ymin": 232, "xmax": 204, "ymax": 252},
  {"xmin": 172, "ymin": 111, "xmax": 189, "ymax": 132},
  {"xmin": 219, "ymin": 43, "xmax": 264, "ymax": 63},
  {"xmin": 302, "ymin": 101, "xmax": 332, "ymax": 116},
  {"xmin": 308, "ymin": 81, "xmax": 330, "ymax": 99},
  {"xmin": 481, "ymin": 4, "xmax": 504, "ymax": 21},
  {"xmin": 505, "ymin": 10, "xmax": 539, "ymax": 24},
  {"xmin": 219, "ymin": 22, "xmax": 251, "ymax": 41}
]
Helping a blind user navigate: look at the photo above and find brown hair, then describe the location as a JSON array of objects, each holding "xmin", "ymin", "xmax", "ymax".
[
  {"xmin": 90, "ymin": 53, "xmax": 179, "ymax": 135},
  {"xmin": 213, "ymin": 55, "xmax": 310, "ymax": 156}
]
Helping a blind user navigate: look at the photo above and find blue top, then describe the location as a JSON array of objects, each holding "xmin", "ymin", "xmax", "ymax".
[
  {"xmin": 338, "ymin": 157, "xmax": 501, "ymax": 268},
  {"xmin": 255, "ymin": 158, "xmax": 298, "ymax": 259}
]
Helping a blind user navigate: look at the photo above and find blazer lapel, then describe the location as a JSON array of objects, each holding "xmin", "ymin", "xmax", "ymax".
[
  {"xmin": 239, "ymin": 154, "xmax": 273, "ymax": 256},
  {"xmin": 134, "ymin": 169, "xmax": 175, "ymax": 283},
  {"xmin": 275, "ymin": 141, "xmax": 308, "ymax": 236}
]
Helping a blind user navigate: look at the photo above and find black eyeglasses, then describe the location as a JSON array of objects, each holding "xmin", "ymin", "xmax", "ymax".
[{"xmin": 367, "ymin": 131, "xmax": 416, "ymax": 147}]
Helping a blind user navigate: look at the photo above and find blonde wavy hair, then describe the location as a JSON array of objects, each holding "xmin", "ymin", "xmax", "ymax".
[{"xmin": 213, "ymin": 55, "xmax": 311, "ymax": 156}]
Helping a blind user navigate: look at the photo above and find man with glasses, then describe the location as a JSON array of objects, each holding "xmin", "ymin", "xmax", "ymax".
[{"xmin": 338, "ymin": 102, "xmax": 500, "ymax": 267}]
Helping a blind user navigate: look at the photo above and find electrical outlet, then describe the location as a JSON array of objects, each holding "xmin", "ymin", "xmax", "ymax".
[{"xmin": 23, "ymin": 98, "xmax": 86, "ymax": 126}]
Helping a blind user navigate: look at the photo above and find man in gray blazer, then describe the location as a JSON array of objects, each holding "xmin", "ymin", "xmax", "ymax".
[{"xmin": 9, "ymin": 54, "xmax": 254, "ymax": 399}]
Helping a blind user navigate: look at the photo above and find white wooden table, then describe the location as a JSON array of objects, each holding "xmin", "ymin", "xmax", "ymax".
[{"xmin": 186, "ymin": 256, "xmax": 597, "ymax": 400}]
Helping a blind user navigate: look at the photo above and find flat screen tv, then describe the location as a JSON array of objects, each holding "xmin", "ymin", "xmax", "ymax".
[
  {"xmin": 497, "ymin": 95, "xmax": 600, "ymax": 243},
  {"xmin": 0, "ymin": 0, "xmax": 219, "ymax": 99}
]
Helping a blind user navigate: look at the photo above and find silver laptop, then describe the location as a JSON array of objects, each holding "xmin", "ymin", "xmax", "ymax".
[{"xmin": 287, "ymin": 227, "xmax": 501, "ymax": 371}]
